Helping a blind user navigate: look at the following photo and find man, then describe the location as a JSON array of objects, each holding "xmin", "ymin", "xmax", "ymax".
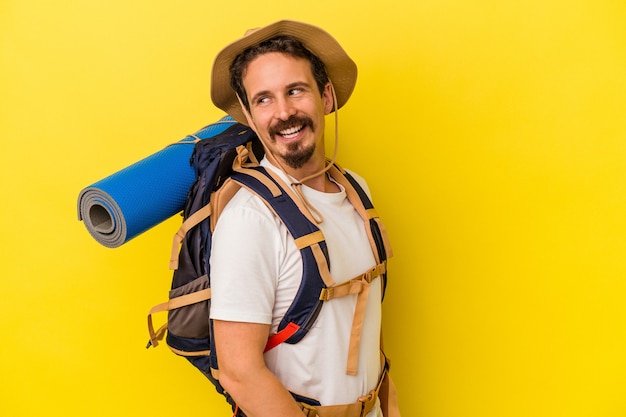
[{"xmin": 208, "ymin": 20, "xmax": 398, "ymax": 417}]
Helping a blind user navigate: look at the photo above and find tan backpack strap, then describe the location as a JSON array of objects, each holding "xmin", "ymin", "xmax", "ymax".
[
  {"xmin": 168, "ymin": 345, "xmax": 211, "ymax": 357},
  {"xmin": 233, "ymin": 166, "xmax": 282, "ymax": 197},
  {"xmin": 297, "ymin": 354, "xmax": 392, "ymax": 417},
  {"xmin": 345, "ymin": 263, "xmax": 385, "ymax": 375},
  {"xmin": 379, "ymin": 335, "xmax": 401, "ymax": 417},
  {"xmin": 298, "ymin": 394, "xmax": 377, "ymax": 417},
  {"xmin": 378, "ymin": 353, "xmax": 401, "ymax": 417},
  {"xmin": 327, "ymin": 165, "xmax": 393, "ymax": 263},
  {"xmin": 208, "ymin": 178, "xmax": 242, "ymax": 232},
  {"xmin": 169, "ymin": 203, "xmax": 213, "ymax": 270},
  {"xmin": 146, "ymin": 319, "xmax": 168, "ymax": 348},
  {"xmin": 146, "ymin": 285, "xmax": 211, "ymax": 349},
  {"xmin": 319, "ymin": 263, "xmax": 385, "ymax": 301},
  {"xmin": 293, "ymin": 230, "xmax": 324, "ymax": 249},
  {"xmin": 378, "ymin": 371, "xmax": 401, "ymax": 417},
  {"xmin": 318, "ymin": 263, "xmax": 386, "ymax": 375},
  {"xmin": 345, "ymin": 277, "xmax": 371, "ymax": 376}
]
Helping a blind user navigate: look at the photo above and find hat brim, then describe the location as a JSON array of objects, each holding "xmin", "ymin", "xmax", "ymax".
[{"xmin": 210, "ymin": 20, "xmax": 357, "ymax": 125}]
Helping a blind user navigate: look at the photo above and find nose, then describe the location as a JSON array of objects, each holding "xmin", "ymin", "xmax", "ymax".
[{"xmin": 274, "ymin": 96, "xmax": 296, "ymax": 121}]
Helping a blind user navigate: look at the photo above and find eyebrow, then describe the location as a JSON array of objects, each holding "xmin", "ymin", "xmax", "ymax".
[{"xmin": 286, "ymin": 81, "xmax": 312, "ymax": 91}]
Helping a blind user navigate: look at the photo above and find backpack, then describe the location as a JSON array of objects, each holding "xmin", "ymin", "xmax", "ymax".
[{"xmin": 146, "ymin": 119, "xmax": 394, "ymax": 415}]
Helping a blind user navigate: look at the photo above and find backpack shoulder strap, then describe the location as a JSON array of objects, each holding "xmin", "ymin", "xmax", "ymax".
[
  {"xmin": 327, "ymin": 163, "xmax": 394, "ymax": 375},
  {"xmin": 328, "ymin": 164, "xmax": 393, "ymax": 293},
  {"xmin": 225, "ymin": 163, "xmax": 333, "ymax": 347}
]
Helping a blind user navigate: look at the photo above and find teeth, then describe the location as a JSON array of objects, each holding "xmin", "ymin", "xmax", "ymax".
[{"xmin": 279, "ymin": 125, "xmax": 303, "ymax": 138}]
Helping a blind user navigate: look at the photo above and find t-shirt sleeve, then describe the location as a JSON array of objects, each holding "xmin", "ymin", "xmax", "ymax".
[{"xmin": 209, "ymin": 194, "xmax": 282, "ymax": 325}]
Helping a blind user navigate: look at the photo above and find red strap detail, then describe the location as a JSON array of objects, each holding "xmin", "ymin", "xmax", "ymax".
[{"xmin": 264, "ymin": 322, "xmax": 300, "ymax": 352}]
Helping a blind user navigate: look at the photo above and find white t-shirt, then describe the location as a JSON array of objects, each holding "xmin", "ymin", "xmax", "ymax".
[{"xmin": 210, "ymin": 158, "xmax": 383, "ymax": 417}]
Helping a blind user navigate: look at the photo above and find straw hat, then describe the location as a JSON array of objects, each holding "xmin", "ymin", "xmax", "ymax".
[{"xmin": 210, "ymin": 20, "xmax": 358, "ymax": 125}]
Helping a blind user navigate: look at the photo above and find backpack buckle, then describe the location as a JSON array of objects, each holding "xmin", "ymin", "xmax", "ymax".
[
  {"xmin": 357, "ymin": 389, "xmax": 378, "ymax": 417},
  {"xmin": 299, "ymin": 403, "xmax": 318, "ymax": 417}
]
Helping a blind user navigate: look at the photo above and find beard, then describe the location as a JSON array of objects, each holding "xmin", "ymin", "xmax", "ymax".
[
  {"xmin": 268, "ymin": 115, "xmax": 316, "ymax": 169},
  {"xmin": 282, "ymin": 141, "xmax": 316, "ymax": 169}
]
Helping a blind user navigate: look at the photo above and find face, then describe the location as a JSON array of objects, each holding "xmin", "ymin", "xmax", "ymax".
[{"xmin": 241, "ymin": 52, "xmax": 333, "ymax": 171}]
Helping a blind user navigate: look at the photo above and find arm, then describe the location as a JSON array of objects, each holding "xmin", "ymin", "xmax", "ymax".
[{"xmin": 213, "ymin": 320, "xmax": 304, "ymax": 417}]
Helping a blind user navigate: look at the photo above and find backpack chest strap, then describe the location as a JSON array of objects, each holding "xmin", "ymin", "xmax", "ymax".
[
  {"xmin": 319, "ymin": 263, "xmax": 385, "ymax": 301},
  {"xmin": 319, "ymin": 262, "xmax": 387, "ymax": 376}
]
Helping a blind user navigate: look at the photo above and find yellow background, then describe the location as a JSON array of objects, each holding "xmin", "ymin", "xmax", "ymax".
[{"xmin": 1, "ymin": 1, "xmax": 625, "ymax": 416}]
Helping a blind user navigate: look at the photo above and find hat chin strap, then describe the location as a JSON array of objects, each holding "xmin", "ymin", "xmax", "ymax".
[{"xmin": 236, "ymin": 80, "xmax": 341, "ymax": 225}]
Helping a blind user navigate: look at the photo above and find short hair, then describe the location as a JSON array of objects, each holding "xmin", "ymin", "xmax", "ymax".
[{"xmin": 229, "ymin": 35, "xmax": 329, "ymax": 113}]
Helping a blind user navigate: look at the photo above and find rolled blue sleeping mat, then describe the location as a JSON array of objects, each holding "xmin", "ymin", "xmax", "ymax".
[{"xmin": 78, "ymin": 116, "xmax": 236, "ymax": 248}]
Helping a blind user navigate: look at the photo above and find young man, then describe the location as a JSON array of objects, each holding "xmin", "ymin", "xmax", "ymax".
[{"xmin": 209, "ymin": 20, "xmax": 398, "ymax": 417}]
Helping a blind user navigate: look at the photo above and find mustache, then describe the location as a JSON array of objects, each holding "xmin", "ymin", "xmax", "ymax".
[{"xmin": 268, "ymin": 115, "xmax": 314, "ymax": 137}]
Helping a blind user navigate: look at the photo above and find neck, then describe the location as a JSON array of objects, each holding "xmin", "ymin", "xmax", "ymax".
[{"xmin": 300, "ymin": 171, "xmax": 341, "ymax": 193}]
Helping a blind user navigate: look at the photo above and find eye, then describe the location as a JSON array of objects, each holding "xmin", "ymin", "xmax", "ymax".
[
  {"xmin": 288, "ymin": 88, "xmax": 302, "ymax": 96},
  {"xmin": 256, "ymin": 96, "xmax": 270, "ymax": 105}
]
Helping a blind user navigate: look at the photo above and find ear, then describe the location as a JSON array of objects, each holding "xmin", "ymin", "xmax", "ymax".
[{"xmin": 322, "ymin": 82, "xmax": 334, "ymax": 115}]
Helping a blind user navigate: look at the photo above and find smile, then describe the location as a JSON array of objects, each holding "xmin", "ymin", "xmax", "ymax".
[{"xmin": 278, "ymin": 124, "xmax": 305, "ymax": 140}]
